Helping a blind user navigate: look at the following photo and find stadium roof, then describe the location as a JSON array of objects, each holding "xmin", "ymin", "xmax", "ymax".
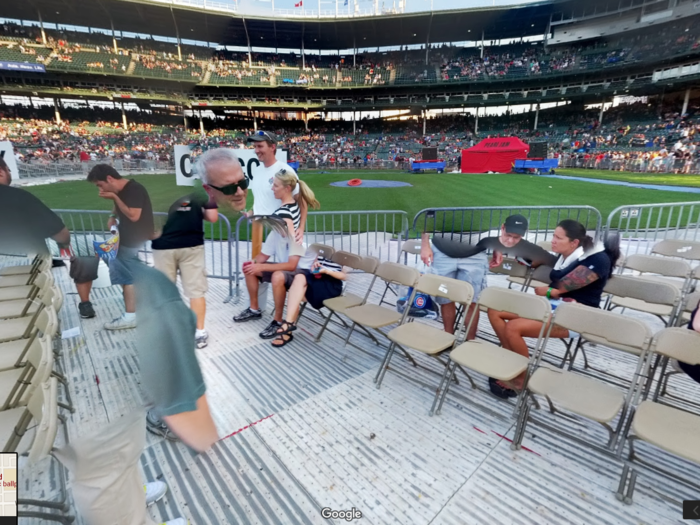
[{"xmin": 2, "ymin": 0, "xmax": 617, "ymax": 50}]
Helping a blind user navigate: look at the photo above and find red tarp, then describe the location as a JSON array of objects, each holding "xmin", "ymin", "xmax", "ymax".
[{"xmin": 461, "ymin": 137, "xmax": 530, "ymax": 174}]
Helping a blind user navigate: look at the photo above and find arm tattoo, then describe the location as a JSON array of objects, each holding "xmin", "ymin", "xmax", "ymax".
[{"xmin": 557, "ymin": 265, "xmax": 599, "ymax": 293}]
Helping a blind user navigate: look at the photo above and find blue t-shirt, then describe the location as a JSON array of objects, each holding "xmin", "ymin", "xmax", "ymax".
[{"xmin": 549, "ymin": 251, "xmax": 612, "ymax": 308}]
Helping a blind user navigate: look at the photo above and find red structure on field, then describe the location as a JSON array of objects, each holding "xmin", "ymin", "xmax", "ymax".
[{"xmin": 461, "ymin": 137, "xmax": 530, "ymax": 173}]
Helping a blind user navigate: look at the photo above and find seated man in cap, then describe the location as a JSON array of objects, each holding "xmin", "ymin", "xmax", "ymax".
[{"xmin": 420, "ymin": 214, "xmax": 554, "ymax": 340}]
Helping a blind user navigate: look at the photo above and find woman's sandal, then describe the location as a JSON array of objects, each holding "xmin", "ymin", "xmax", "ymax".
[{"xmin": 271, "ymin": 321, "xmax": 296, "ymax": 348}]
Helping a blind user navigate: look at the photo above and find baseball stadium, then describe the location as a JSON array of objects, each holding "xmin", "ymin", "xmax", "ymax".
[{"xmin": 1, "ymin": 0, "xmax": 700, "ymax": 523}]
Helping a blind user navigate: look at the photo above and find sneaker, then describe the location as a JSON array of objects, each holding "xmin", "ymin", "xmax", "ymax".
[
  {"xmin": 104, "ymin": 316, "xmax": 136, "ymax": 331},
  {"xmin": 144, "ymin": 481, "xmax": 167, "ymax": 506},
  {"xmin": 78, "ymin": 301, "xmax": 96, "ymax": 319},
  {"xmin": 195, "ymin": 331, "xmax": 208, "ymax": 349},
  {"xmin": 161, "ymin": 519, "xmax": 188, "ymax": 525},
  {"xmin": 233, "ymin": 307, "xmax": 262, "ymax": 323},
  {"xmin": 259, "ymin": 320, "xmax": 281, "ymax": 339},
  {"xmin": 146, "ymin": 411, "xmax": 179, "ymax": 442}
]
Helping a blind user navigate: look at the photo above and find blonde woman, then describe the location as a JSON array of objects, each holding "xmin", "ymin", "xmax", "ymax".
[{"xmin": 271, "ymin": 168, "xmax": 319, "ymax": 240}]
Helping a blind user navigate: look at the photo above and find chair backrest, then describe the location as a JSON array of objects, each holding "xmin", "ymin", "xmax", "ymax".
[
  {"xmin": 330, "ymin": 250, "xmax": 363, "ymax": 270},
  {"xmin": 34, "ymin": 307, "xmax": 58, "ymax": 338},
  {"xmin": 415, "ymin": 274, "xmax": 474, "ymax": 306},
  {"xmin": 401, "ymin": 240, "xmax": 423, "ymax": 256},
  {"xmin": 624, "ymin": 253, "xmax": 691, "ymax": 280},
  {"xmin": 684, "ymin": 291, "xmax": 700, "ymax": 313},
  {"xmin": 358, "ymin": 255, "xmax": 380, "ymax": 274},
  {"xmin": 33, "ymin": 271, "xmax": 53, "ymax": 291},
  {"xmin": 553, "ymin": 302, "xmax": 652, "ymax": 353},
  {"xmin": 26, "ymin": 377, "xmax": 59, "ymax": 464},
  {"xmin": 603, "ymin": 275, "xmax": 680, "ymax": 307},
  {"xmin": 374, "ymin": 262, "xmax": 420, "ymax": 288},
  {"xmin": 51, "ymin": 285, "xmax": 64, "ymax": 312},
  {"xmin": 477, "ymin": 287, "xmax": 552, "ymax": 322},
  {"xmin": 18, "ymin": 335, "xmax": 54, "ymax": 407},
  {"xmin": 489, "ymin": 257, "xmax": 529, "ymax": 278},
  {"xmin": 651, "ymin": 327, "xmax": 700, "ymax": 365},
  {"xmin": 651, "ymin": 239, "xmax": 700, "ymax": 261},
  {"xmin": 537, "ymin": 240, "xmax": 553, "ymax": 252},
  {"xmin": 308, "ymin": 243, "xmax": 335, "ymax": 259}
]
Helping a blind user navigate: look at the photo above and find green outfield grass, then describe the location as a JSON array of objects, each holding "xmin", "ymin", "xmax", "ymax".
[{"xmin": 557, "ymin": 168, "xmax": 700, "ymax": 188}]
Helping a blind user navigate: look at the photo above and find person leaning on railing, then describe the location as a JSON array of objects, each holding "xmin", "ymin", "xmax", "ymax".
[{"xmin": 487, "ymin": 220, "xmax": 621, "ymax": 398}]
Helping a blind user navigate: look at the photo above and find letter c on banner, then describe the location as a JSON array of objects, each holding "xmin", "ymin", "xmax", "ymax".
[
  {"xmin": 180, "ymin": 154, "xmax": 192, "ymax": 178},
  {"xmin": 247, "ymin": 158, "xmax": 260, "ymax": 180}
]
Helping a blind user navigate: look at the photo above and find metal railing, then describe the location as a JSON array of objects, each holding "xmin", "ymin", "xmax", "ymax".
[
  {"xmin": 604, "ymin": 201, "xmax": 700, "ymax": 258},
  {"xmin": 51, "ymin": 209, "xmax": 234, "ymax": 302},
  {"xmin": 234, "ymin": 210, "xmax": 409, "ymax": 296},
  {"xmin": 412, "ymin": 206, "xmax": 604, "ymax": 245},
  {"xmin": 559, "ymin": 153, "xmax": 700, "ymax": 174}
]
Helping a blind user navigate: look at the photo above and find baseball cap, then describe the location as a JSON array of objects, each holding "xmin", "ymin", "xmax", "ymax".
[
  {"xmin": 504, "ymin": 214, "xmax": 528, "ymax": 236},
  {"xmin": 247, "ymin": 130, "xmax": 278, "ymax": 144}
]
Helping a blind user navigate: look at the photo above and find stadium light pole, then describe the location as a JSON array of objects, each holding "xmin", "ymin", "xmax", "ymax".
[
  {"xmin": 533, "ymin": 102, "xmax": 540, "ymax": 130},
  {"xmin": 682, "ymin": 88, "xmax": 691, "ymax": 116}
]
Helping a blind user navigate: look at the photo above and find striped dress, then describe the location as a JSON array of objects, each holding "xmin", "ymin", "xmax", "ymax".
[{"xmin": 273, "ymin": 202, "xmax": 301, "ymax": 230}]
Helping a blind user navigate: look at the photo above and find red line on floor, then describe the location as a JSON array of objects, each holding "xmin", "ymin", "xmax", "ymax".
[
  {"xmin": 219, "ymin": 414, "xmax": 275, "ymax": 441},
  {"xmin": 491, "ymin": 430, "xmax": 541, "ymax": 456}
]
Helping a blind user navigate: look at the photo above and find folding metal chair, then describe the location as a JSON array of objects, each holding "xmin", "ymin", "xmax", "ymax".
[
  {"xmin": 0, "ymin": 310, "xmax": 58, "ymax": 372},
  {"xmin": 314, "ymin": 255, "xmax": 379, "ymax": 343},
  {"xmin": 0, "ymin": 334, "xmax": 54, "ymax": 411},
  {"xmin": 650, "ymin": 238, "xmax": 700, "ymax": 265},
  {"xmin": 506, "ymin": 240, "xmax": 553, "ymax": 291},
  {"xmin": 511, "ymin": 303, "xmax": 653, "ymax": 456},
  {"xmin": 0, "ymin": 254, "xmax": 47, "ymax": 276},
  {"xmin": 375, "ymin": 274, "xmax": 474, "ymax": 393},
  {"xmin": 342, "ymin": 262, "xmax": 420, "ymax": 353},
  {"xmin": 616, "ymin": 327, "xmax": 700, "ymax": 506},
  {"xmin": 0, "ymin": 273, "xmax": 57, "ymax": 320},
  {"xmin": 566, "ymin": 276, "xmax": 680, "ymax": 387},
  {"xmin": 431, "ymin": 287, "xmax": 552, "ymax": 416},
  {"xmin": 0, "ymin": 269, "xmax": 53, "ymax": 303},
  {"xmin": 0, "ymin": 257, "xmax": 51, "ymax": 288}
]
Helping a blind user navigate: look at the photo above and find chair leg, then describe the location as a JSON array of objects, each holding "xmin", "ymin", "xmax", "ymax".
[
  {"xmin": 511, "ymin": 395, "xmax": 531, "ymax": 451},
  {"xmin": 18, "ymin": 510, "xmax": 74, "ymax": 524},
  {"xmin": 341, "ymin": 322, "xmax": 357, "ymax": 362},
  {"xmin": 434, "ymin": 362, "xmax": 457, "ymax": 416},
  {"xmin": 623, "ymin": 469, "xmax": 638, "ymax": 505},
  {"xmin": 651, "ymin": 356, "xmax": 668, "ymax": 402},
  {"xmin": 314, "ymin": 310, "xmax": 334, "ymax": 342},
  {"xmin": 430, "ymin": 362, "xmax": 454, "ymax": 416},
  {"xmin": 615, "ymin": 464, "xmax": 631, "ymax": 502},
  {"xmin": 374, "ymin": 342, "xmax": 395, "ymax": 384},
  {"xmin": 51, "ymin": 372, "xmax": 75, "ymax": 414},
  {"xmin": 375, "ymin": 343, "xmax": 398, "ymax": 389}
]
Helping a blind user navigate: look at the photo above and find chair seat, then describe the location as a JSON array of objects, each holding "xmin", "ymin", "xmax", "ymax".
[
  {"xmin": 450, "ymin": 341, "xmax": 529, "ymax": 381},
  {"xmin": 632, "ymin": 401, "xmax": 700, "ymax": 464},
  {"xmin": 345, "ymin": 304, "xmax": 402, "ymax": 328},
  {"xmin": 581, "ymin": 333, "xmax": 645, "ymax": 356},
  {"xmin": 0, "ymin": 339, "xmax": 26, "ymax": 371},
  {"xmin": 610, "ymin": 296, "xmax": 674, "ymax": 317},
  {"xmin": 0, "ymin": 318, "xmax": 31, "ymax": 344},
  {"xmin": 0, "ymin": 406, "xmax": 35, "ymax": 453},
  {"xmin": 0, "ymin": 286, "xmax": 32, "ymax": 302},
  {"xmin": 0, "ymin": 265, "xmax": 35, "ymax": 276},
  {"xmin": 0, "ymin": 299, "xmax": 39, "ymax": 320},
  {"xmin": 388, "ymin": 323, "xmax": 455, "ymax": 355},
  {"xmin": 0, "ymin": 274, "xmax": 33, "ymax": 288},
  {"xmin": 528, "ymin": 368, "xmax": 624, "ymax": 423},
  {"xmin": 323, "ymin": 293, "xmax": 363, "ymax": 313}
]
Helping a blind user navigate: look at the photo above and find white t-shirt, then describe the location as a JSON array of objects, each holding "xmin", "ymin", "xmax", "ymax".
[{"xmin": 251, "ymin": 160, "xmax": 300, "ymax": 215}]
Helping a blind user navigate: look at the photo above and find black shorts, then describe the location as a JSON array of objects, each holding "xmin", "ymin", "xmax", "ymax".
[
  {"xmin": 304, "ymin": 272, "xmax": 343, "ymax": 310},
  {"xmin": 69, "ymin": 256, "xmax": 100, "ymax": 284},
  {"xmin": 679, "ymin": 361, "xmax": 700, "ymax": 385}
]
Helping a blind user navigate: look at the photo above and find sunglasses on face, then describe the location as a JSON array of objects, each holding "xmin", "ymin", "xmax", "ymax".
[{"xmin": 207, "ymin": 177, "xmax": 249, "ymax": 195}]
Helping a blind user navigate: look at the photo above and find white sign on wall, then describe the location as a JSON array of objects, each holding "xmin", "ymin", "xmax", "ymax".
[
  {"xmin": 174, "ymin": 145, "xmax": 287, "ymax": 186},
  {"xmin": 0, "ymin": 141, "xmax": 20, "ymax": 179}
]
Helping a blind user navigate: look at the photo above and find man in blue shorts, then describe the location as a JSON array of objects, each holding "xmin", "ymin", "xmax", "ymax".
[{"xmin": 87, "ymin": 164, "xmax": 154, "ymax": 330}]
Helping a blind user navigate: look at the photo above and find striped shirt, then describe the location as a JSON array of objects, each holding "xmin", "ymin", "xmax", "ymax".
[
  {"xmin": 317, "ymin": 257, "xmax": 342, "ymax": 273},
  {"xmin": 273, "ymin": 202, "xmax": 301, "ymax": 231}
]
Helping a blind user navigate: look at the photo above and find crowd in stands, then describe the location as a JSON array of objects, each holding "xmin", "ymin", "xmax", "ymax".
[
  {"xmin": 4, "ymin": 98, "xmax": 700, "ymax": 173},
  {"xmin": 3, "ymin": 14, "xmax": 700, "ymax": 86}
]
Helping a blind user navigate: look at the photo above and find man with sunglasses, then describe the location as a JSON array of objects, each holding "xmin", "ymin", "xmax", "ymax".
[{"xmin": 247, "ymin": 130, "xmax": 307, "ymax": 257}]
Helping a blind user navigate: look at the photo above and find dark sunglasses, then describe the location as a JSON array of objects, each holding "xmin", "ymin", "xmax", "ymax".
[{"xmin": 207, "ymin": 177, "xmax": 249, "ymax": 195}]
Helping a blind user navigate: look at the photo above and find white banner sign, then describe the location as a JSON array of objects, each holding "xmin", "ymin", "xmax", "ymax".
[
  {"xmin": 175, "ymin": 146, "xmax": 287, "ymax": 186},
  {"xmin": 0, "ymin": 141, "xmax": 20, "ymax": 179}
]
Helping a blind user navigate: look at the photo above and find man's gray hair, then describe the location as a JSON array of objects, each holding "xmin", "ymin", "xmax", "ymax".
[{"xmin": 195, "ymin": 148, "xmax": 242, "ymax": 184}]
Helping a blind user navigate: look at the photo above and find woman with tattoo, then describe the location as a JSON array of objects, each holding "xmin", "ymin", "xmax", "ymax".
[{"xmin": 487, "ymin": 219, "xmax": 621, "ymax": 398}]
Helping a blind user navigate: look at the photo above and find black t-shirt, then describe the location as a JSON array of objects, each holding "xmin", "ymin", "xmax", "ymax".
[
  {"xmin": 432, "ymin": 233, "xmax": 556, "ymax": 267},
  {"xmin": 549, "ymin": 251, "xmax": 612, "ymax": 308},
  {"xmin": 0, "ymin": 185, "xmax": 65, "ymax": 255},
  {"xmin": 117, "ymin": 180, "xmax": 154, "ymax": 248},
  {"xmin": 151, "ymin": 194, "xmax": 217, "ymax": 251}
]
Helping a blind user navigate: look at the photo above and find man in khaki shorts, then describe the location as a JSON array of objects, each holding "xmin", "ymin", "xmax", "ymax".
[{"xmin": 151, "ymin": 186, "xmax": 218, "ymax": 349}]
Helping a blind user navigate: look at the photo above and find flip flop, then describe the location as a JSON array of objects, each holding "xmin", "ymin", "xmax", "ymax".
[{"xmin": 488, "ymin": 377, "xmax": 518, "ymax": 399}]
